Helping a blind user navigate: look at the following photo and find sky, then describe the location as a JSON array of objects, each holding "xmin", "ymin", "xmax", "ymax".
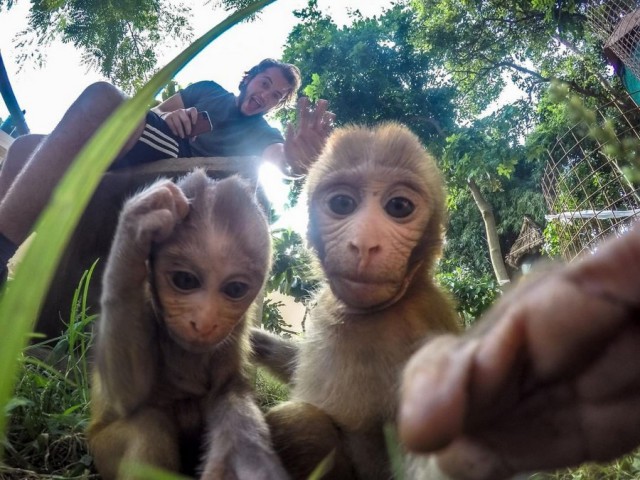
[{"xmin": 0, "ymin": 0, "xmax": 395, "ymax": 230}]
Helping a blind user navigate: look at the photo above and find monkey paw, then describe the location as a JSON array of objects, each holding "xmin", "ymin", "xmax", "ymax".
[{"xmin": 121, "ymin": 179, "xmax": 190, "ymax": 251}]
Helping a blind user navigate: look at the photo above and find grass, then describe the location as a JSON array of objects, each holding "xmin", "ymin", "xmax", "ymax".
[
  {"xmin": 532, "ymin": 453, "xmax": 640, "ymax": 480},
  {"xmin": 1, "ymin": 269, "xmax": 97, "ymax": 479},
  {"xmin": 254, "ymin": 368, "xmax": 290, "ymax": 411}
]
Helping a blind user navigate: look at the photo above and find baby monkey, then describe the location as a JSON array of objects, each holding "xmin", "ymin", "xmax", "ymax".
[
  {"xmin": 87, "ymin": 170, "xmax": 287, "ymax": 479},
  {"xmin": 253, "ymin": 123, "xmax": 462, "ymax": 479}
]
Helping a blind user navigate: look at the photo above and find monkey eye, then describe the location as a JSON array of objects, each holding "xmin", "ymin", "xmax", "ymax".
[
  {"xmin": 328, "ymin": 194, "xmax": 357, "ymax": 215},
  {"xmin": 222, "ymin": 281, "xmax": 250, "ymax": 300},
  {"xmin": 170, "ymin": 271, "xmax": 201, "ymax": 291},
  {"xmin": 385, "ymin": 197, "xmax": 415, "ymax": 218}
]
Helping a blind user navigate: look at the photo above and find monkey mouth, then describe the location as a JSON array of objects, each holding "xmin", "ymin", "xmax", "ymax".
[
  {"xmin": 332, "ymin": 276, "xmax": 400, "ymax": 306},
  {"xmin": 336, "ymin": 273, "xmax": 398, "ymax": 287},
  {"xmin": 341, "ymin": 277, "xmax": 389, "ymax": 287},
  {"xmin": 166, "ymin": 327, "xmax": 229, "ymax": 353}
]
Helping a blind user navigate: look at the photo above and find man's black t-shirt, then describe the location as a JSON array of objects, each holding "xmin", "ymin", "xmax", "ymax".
[{"xmin": 181, "ymin": 80, "xmax": 284, "ymax": 157}]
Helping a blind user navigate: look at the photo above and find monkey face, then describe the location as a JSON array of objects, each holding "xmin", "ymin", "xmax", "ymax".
[
  {"xmin": 310, "ymin": 172, "xmax": 431, "ymax": 310},
  {"xmin": 305, "ymin": 123, "xmax": 447, "ymax": 311},
  {"xmin": 151, "ymin": 230, "xmax": 266, "ymax": 352}
]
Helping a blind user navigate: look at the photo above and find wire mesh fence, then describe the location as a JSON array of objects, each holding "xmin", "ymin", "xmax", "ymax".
[{"xmin": 542, "ymin": 96, "xmax": 640, "ymax": 260}]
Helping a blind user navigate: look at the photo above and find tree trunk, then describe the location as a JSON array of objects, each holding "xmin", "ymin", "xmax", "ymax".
[{"xmin": 467, "ymin": 178, "xmax": 511, "ymax": 289}]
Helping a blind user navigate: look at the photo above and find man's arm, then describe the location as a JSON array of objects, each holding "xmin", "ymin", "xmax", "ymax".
[
  {"xmin": 399, "ymin": 223, "xmax": 640, "ymax": 480},
  {"xmin": 263, "ymin": 97, "xmax": 335, "ymax": 176}
]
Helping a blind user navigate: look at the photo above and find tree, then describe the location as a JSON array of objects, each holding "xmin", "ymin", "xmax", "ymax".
[
  {"xmin": 267, "ymin": 228, "xmax": 319, "ymax": 305},
  {"xmin": 279, "ymin": 1, "xmax": 521, "ymax": 318},
  {"xmin": 2, "ymin": 0, "xmax": 193, "ymax": 93},
  {"xmin": 409, "ymin": 0, "xmax": 625, "ymax": 117},
  {"xmin": 440, "ymin": 101, "xmax": 547, "ymax": 288},
  {"xmin": 281, "ymin": 0, "xmax": 458, "ymax": 154}
]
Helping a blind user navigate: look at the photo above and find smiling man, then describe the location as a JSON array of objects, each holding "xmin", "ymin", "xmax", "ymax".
[
  {"xmin": 0, "ymin": 58, "xmax": 334, "ymax": 282},
  {"xmin": 116, "ymin": 58, "xmax": 333, "ymax": 174}
]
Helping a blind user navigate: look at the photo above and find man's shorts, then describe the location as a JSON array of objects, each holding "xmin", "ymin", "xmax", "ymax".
[{"xmin": 110, "ymin": 111, "xmax": 192, "ymax": 170}]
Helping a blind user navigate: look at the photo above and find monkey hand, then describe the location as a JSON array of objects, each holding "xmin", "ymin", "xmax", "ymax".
[
  {"xmin": 398, "ymin": 224, "xmax": 640, "ymax": 480},
  {"xmin": 201, "ymin": 393, "xmax": 289, "ymax": 480},
  {"xmin": 284, "ymin": 96, "xmax": 335, "ymax": 176},
  {"xmin": 119, "ymin": 179, "xmax": 190, "ymax": 259}
]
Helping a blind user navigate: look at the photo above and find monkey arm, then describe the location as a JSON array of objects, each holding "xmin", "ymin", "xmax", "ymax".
[
  {"xmin": 250, "ymin": 328, "xmax": 299, "ymax": 383},
  {"xmin": 399, "ymin": 225, "xmax": 640, "ymax": 480},
  {"xmin": 95, "ymin": 180, "xmax": 189, "ymax": 416},
  {"xmin": 200, "ymin": 388, "xmax": 289, "ymax": 479}
]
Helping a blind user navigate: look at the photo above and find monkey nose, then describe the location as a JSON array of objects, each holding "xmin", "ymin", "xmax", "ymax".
[
  {"xmin": 189, "ymin": 319, "xmax": 217, "ymax": 335},
  {"xmin": 349, "ymin": 241, "xmax": 381, "ymax": 271}
]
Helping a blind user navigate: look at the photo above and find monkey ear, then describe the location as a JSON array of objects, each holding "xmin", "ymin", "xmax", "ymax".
[{"xmin": 176, "ymin": 168, "xmax": 210, "ymax": 202}]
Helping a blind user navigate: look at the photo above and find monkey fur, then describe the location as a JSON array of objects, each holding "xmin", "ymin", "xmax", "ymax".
[
  {"xmin": 252, "ymin": 123, "xmax": 462, "ymax": 479},
  {"xmin": 88, "ymin": 169, "xmax": 287, "ymax": 480}
]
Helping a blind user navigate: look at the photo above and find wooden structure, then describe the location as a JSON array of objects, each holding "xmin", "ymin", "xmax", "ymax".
[
  {"xmin": 588, "ymin": 1, "xmax": 640, "ymax": 77},
  {"xmin": 35, "ymin": 156, "xmax": 264, "ymax": 339},
  {"xmin": 588, "ymin": 1, "xmax": 640, "ymax": 102},
  {"xmin": 505, "ymin": 216, "xmax": 544, "ymax": 272}
]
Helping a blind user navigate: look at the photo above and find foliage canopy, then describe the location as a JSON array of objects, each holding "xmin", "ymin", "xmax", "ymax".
[{"xmin": 2, "ymin": 0, "xmax": 194, "ymax": 93}]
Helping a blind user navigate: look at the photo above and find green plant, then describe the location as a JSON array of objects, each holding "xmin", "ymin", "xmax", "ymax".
[
  {"xmin": 436, "ymin": 265, "xmax": 500, "ymax": 326},
  {"xmin": 530, "ymin": 449, "xmax": 640, "ymax": 479},
  {"xmin": 254, "ymin": 368, "xmax": 290, "ymax": 412},
  {"xmin": 2, "ymin": 266, "xmax": 98, "ymax": 478},
  {"xmin": 262, "ymin": 298, "xmax": 296, "ymax": 337}
]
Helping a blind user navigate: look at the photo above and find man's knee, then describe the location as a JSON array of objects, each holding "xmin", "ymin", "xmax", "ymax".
[
  {"xmin": 81, "ymin": 81, "xmax": 125, "ymax": 101},
  {"xmin": 74, "ymin": 82, "xmax": 126, "ymax": 117}
]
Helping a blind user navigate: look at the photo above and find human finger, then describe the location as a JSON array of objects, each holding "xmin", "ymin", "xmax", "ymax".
[
  {"xmin": 164, "ymin": 109, "xmax": 190, "ymax": 138},
  {"xmin": 322, "ymin": 111, "xmax": 336, "ymax": 129},
  {"xmin": 180, "ymin": 107, "xmax": 198, "ymax": 137},
  {"xmin": 284, "ymin": 125, "xmax": 308, "ymax": 176},
  {"xmin": 297, "ymin": 96, "xmax": 312, "ymax": 131},
  {"xmin": 310, "ymin": 99, "xmax": 329, "ymax": 129}
]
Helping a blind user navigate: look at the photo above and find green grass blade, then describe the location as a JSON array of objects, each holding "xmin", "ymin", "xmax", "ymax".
[
  {"xmin": 384, "ymin": 423, "xmax": 406, "ymax": 480},
  {"xmin": 0, "ymin": 0, "xmax": 276, "ymax": 454}
]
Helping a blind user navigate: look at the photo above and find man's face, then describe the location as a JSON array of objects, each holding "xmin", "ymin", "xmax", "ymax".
[{"xmin": 238, "ymin": 67, "xmax": 292, "ymax": 116}]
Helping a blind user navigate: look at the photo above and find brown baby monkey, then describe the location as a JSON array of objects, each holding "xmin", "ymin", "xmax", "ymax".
[
  {"xmin": 252, "ymin": 123, "xmax": 462, "ymax": 479},
  {"xmin": 88, "ymin": 169, "xmax": 287, "ymax": 480}
]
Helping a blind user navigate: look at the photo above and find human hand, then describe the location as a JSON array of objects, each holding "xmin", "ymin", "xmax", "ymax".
[
  {"xmin": 161, "ymin": 107, "xmax": 199, "ymax": 138},
  {"xmin": 399, "ymin": 224, "xmax": 640, "ymax": 480},
  {"xmin": 284, "ymin": 97, "xmax": 335, "ymax": 176}
]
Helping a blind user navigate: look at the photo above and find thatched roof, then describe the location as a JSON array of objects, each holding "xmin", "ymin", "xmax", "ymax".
[{"xmin": 506, "ymin": 216, "xmax": 544, "ymax": 268}]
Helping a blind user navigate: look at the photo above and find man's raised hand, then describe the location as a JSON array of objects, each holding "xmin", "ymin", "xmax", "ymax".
[{"xmin": 284, "ymin": 96, "xmax": 335, "ymax": 176}]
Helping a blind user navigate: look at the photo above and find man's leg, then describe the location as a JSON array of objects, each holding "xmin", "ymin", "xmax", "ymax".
[
  {"xmin": 0, "ymin": 81, "xmax": 145, "ymax": 278},
  {"xmin": 0, "ymin": 133, "xmax": 46, "ymax": 201}
]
